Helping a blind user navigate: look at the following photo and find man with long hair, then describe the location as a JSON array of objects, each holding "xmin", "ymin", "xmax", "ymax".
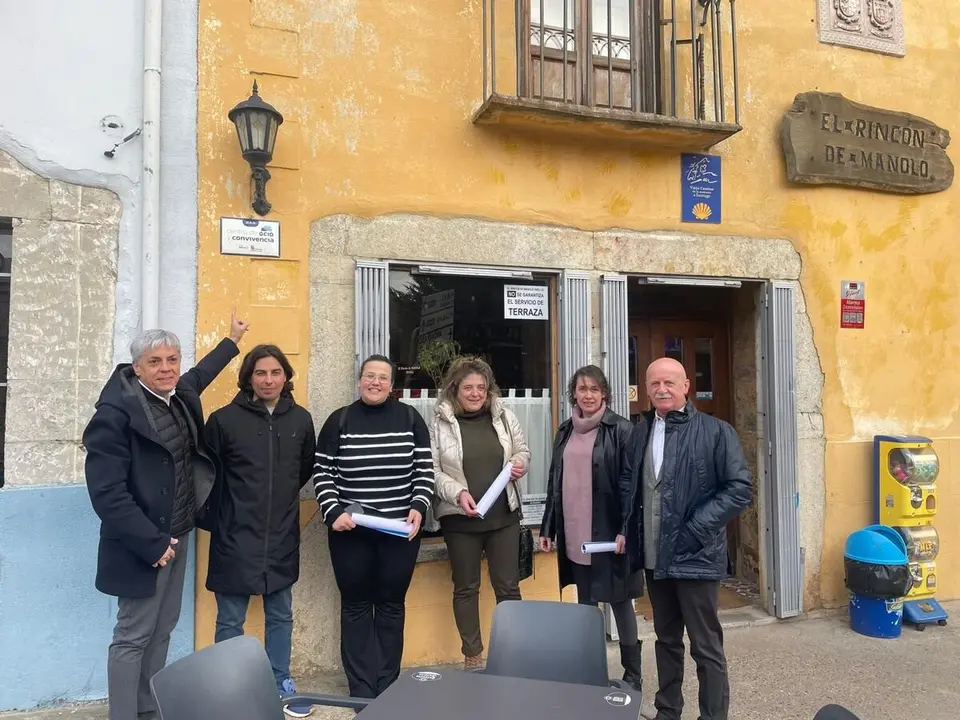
[{"xmin": 204, "ymin": 344, "xmax": 317, "ymax": 718}]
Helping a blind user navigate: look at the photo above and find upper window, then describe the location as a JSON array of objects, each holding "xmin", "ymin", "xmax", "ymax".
[
  {"xmin": 476, "ymin": 0, "xmax": 743, "ymax": 151},
  {"xmin": 525, "ymin": 0, "xmax": 661, "ymax": 113}
]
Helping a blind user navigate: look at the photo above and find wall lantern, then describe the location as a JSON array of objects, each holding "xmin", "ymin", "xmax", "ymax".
[{"xmin": 228, "ymin": 80, "xmax": 284, "ymax": 216}]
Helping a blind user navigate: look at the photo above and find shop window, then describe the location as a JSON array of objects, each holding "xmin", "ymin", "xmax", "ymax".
[
  {"xmin": 0, "ymin": 218, "xmax": 11, "ymax": 488},
  {"xmin": 384, "ymin": 265, "xmax": 557, "ymax": 529}
]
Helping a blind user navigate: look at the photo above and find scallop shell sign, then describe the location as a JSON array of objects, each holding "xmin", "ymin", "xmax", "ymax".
[
  {"xmin": 691, "ymin": 202, "xmax": 712, "ymax": 221},
  {"xmin": 681, "ymin": 153, "xmax": 722, "ymax": 224}
]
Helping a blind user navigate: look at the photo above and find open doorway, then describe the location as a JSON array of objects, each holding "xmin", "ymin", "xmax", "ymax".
[{"xmin": 626, "ymin": 276, "xmax": 763, "ymax": 615}]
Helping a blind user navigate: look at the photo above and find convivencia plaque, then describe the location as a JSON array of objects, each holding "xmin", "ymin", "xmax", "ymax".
[{"xmin": 780, "ymin": 91, "xmax": 954, "ymax": 195}]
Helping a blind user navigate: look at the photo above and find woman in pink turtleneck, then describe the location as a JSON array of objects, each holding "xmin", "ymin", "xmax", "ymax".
[{"xmin": 539, "ymin": 365, "xmax": 645, "ymax": 692}]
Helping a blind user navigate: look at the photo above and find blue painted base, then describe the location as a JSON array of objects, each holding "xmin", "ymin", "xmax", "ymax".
[
  {"xmin": 0, "ymin": 484, "xmax": 196, "ymax": 711},
  {"xmin": 903, "ymin": 598, "xmax": 949, "ymax": 629},
  {"xmin": 849, "ymin": 594, "xmax": 903, "ymax": 639}
]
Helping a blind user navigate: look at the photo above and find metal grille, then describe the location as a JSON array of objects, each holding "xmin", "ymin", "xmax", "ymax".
[
  {"xmin": 483, "ymin": 0, "xmax": 741, "ymax": 123},
  {"xmin": 354, "ymin": 260, "xmax": 390, "ymax": 376},
  {"xmin": 558, "ymin": 271, "xmax": 592, "ymax": 424},
  {"xmin": 600, "ymin": 274, "xmax": 629, "ymax": 419},
  {"xmin": 763, "ymin": 282, "xmax": 802, "ymax": 618}
]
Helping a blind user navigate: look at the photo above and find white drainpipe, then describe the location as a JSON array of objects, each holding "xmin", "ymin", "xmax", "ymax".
[{"xmin": 141, "ymin": 0, "xmax": 162, "ymax": 330}]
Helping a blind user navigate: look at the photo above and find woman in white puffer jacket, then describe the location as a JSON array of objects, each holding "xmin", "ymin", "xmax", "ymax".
[{"xmin": 429, "ymin": 356, "xmax": 531, "ymax": 670}]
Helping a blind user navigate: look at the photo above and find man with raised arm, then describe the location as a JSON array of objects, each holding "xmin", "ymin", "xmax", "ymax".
[{"xmin": 84, "ymin": 311, "xmax": 249, "ymax": 720}]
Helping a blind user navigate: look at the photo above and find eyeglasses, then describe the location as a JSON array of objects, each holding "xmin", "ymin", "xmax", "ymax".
[{"xmin": 361, "ymin": 373, "xmax": 391, "ymax": 384}]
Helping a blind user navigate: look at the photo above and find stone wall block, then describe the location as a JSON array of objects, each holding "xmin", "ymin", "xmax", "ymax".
[
  {"xmin": 50, "ymin": 181, "xmax": 82, "ymax": 222},
  {"xmin": 798, "ymin": 412, "xmax": 826, "ymax": 440},
  {"xmin": 292, "ymin": 517, "xmax": 341, "ymax": 674},
  {"xmin": 79, "ymin": 186, "xmax": 122, "ymax": 226},
  {"xmin": 798, "ymin": 436, "xmax": 827, "ymax": 609},
  {"xmin": 308, "ymin": 280, "xmax": 355, "ymax": 419},
  {"xmin": 4, "ymin": 440, "xmax": 78, "ymax": 487},
  {"xmin": 0, "ymin": 157, "xmax": 51, "ymax": 220},
  {"xmin": 79, "ymin": 222, "xmax": 119, "ymax": 276},
  {"xmin": 309, "ymin": 215, "xmax": 350, "ymax": 258},
  {"xmin": 4, "ymin": 380, "xmax": 79, "ymax": 443},
  {"xmin": 0, "ymin": 153, "xmax": 119, "ymax": 491},
  {"xmin": 7, "ymin": 221, "xmax": 80, "ymax": 382},
  {"xmin": 344, "ymin": 214, "xmax": 594, "ymax": 271},
  {"xmin": 794, "ymin": 311, "xmax": 824, "ymax": 415},
  {"xmin": 77, "ymin": 226, "xmax": 119, "ymax": 379},
  {"xmin": 594, "ymin": 232, "xmax": 802, "ymax": 280},
  {"xmin": 76, "ymin": 379, "xmax": 107, "ymax": 431}
]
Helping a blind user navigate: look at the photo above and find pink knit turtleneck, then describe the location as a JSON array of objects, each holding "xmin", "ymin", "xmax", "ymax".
[{"xmin": 562, "ymin": 403, "xmax": 605, "ymax": 566}]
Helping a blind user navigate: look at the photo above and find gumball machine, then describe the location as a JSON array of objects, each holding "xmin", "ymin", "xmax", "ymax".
[{"xmin": 874, "ymin": 435, "xmax": 949, "ymax": 630}]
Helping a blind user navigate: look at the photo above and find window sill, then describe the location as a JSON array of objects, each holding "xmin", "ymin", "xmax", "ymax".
[
  {"xmin": 416, "ymin": 527, "xmax": 551, "ymax": 565},
  {"xmin": 472, "ymin": 94, "xmax": 742, "ymax": 152}
]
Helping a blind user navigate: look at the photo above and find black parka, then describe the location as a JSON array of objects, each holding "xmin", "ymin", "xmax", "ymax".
[
  {"xmin": 540, "ymin": 408, "xmax": 644, "ymax": 603},
  {"xmin": 204, "ymin": 392, "xmax": 316, "ymax": 596},
  {"xmin": 627, "ymin": 402, "xmax": 752, "ymax": 581}
]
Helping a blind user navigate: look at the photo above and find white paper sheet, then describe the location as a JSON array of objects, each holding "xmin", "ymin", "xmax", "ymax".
[
  {"xmin": 350, "ymin": 512, "xmax": 413, "ymax": 538},
  {"xmin": 475, "ymin": 462, "xmax": 514, "ymax": 519},
  {"xmin": 581, "ymin": 541, "xmax": 618, "ymax": 555}
]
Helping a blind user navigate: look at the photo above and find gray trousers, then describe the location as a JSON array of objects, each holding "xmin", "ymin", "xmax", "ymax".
[{"xmin": 107, "ymin": 533, "xmax": 190, "ymax": 720}]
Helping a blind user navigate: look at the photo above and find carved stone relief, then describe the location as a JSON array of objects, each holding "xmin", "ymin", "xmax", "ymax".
[{"xmin": 818, "ymin": 0, "xmax": 905, "ymax": 57}]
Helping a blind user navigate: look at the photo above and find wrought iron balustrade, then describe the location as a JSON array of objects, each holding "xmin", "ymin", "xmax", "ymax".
[{"xmin": 476, "ymin": 0, "xmax": 742, "ymax": 148}]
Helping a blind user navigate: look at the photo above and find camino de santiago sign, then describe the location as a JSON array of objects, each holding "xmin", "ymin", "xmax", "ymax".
[{"xmin": 780, "ymin": 91, "xmax": 954, "ymax": 195}]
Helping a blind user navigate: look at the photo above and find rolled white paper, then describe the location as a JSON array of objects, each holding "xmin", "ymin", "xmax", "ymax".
[
  {"xmin": 475, "ymin": 462, "xmax": 515, "ymax": 519},
  {"xmin": 581, "ymin": 541, "xmax": 618, "ymax": 555},
  {"xmin": 351, "ymin": 512, "xmax": 413, "ymax": 538}
]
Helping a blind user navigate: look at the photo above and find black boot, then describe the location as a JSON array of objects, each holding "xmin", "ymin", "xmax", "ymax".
[{"xmin": 619, "ymin": 640, "xmax": 643, "ymax": 693}]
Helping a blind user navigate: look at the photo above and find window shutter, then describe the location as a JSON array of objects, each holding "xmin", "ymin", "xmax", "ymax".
[
  {"xmin": 354, "ymin": 260, "xmax": 390, "ymax": 375},
  {"xmin": 763, "ymin": 281, "xmax": 803, "ymax": 618},
  {"xmin": 600, "ymin": 274, "xmax": 629, "ymax": 419},
  {"xmin": 558, "ymin": 271, "xmax": 591, "ymax": 424}
]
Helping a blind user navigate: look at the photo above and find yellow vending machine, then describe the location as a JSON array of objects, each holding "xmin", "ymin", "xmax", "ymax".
[{"xmin": 874, "ymin": 435, "xmax": 949, "ymax": 630}]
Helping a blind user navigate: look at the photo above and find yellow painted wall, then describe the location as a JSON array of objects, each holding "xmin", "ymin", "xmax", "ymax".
[
  {"xmin": 194, "ymin": 0, "xmax": 960, "ymax": 655},
  {"xmin": 820, "ymin": 439, "xmax": 960, "ymax": 607},
  {"xmin": 404, "ymin": 551, "xmax": 563, "ymax": 665}
]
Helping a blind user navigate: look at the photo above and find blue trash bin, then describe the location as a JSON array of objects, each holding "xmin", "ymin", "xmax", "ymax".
[{"xmin": 844, "ymin": 524, "xmax": 910, "ymax": 639}]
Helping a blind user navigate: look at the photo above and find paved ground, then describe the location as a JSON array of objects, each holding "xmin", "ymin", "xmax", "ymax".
[{"xmin": 4, "ymin": 602, "xmax": 957, "ymax": 720}]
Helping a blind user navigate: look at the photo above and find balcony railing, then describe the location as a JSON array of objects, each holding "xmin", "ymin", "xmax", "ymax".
[{"xmin": 474, "ymin": 0, "xmax": 742, "ymax": 151}]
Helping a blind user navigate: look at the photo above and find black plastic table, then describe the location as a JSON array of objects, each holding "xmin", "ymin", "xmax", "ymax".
[{"xmin": 356, "ymin": 667, "xmax": 641, "ymax": 720}]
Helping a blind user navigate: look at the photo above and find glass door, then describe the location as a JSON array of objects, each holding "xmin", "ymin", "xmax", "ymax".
[{"xmin": 648, "ymin": 319, "xmax": 730, "ymax": 422}]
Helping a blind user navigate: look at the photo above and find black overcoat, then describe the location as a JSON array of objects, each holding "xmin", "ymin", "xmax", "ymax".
[
  {"xmin": 204, "ymin": 392, "xmax": 316, "ymax": 596},
  {"xmin": 540, "ymin": 408, "xmax": 644, "ymax": 603},
  {"xmin": 84, "ymin": 338, "xmax": 239, "ymax": 599}
]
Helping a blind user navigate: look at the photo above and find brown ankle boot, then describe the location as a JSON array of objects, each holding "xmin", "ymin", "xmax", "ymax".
[{"xmin": 464, "ymin": 653, "xmax": 484, "ymax": 671}]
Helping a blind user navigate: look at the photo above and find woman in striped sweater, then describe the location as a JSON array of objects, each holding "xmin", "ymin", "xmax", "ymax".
[{"xmin": 313, "ymin": 354, "xmax": 435, "ymax": 700}]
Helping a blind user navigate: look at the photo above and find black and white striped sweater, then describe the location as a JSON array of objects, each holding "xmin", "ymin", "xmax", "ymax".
[{"xmin": 313, "ymin": 398, "xmax": 435, "ymax": 526}]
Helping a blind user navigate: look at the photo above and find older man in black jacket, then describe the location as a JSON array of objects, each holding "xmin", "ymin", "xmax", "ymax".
[
  {"xmin": 628, "ymin": 357, "xmax": 751, "ymax": 720},
  {"xmin": 204, "ymin": 344, "xmax": 316, "ymax": 718},
  {"xmin": 84, "ymin": 312, "xmax": 249, "ymax": 720}
]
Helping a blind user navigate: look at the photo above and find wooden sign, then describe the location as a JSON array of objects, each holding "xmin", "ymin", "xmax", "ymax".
[{"xmin": 780, "ymin": 92, "xmax": 954, "ymax": 195}]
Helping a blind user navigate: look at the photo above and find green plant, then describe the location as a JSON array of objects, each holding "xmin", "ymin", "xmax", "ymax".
[{"xmin": 418, "ymin": 338, "xmax": 461, "ymax": 389}]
